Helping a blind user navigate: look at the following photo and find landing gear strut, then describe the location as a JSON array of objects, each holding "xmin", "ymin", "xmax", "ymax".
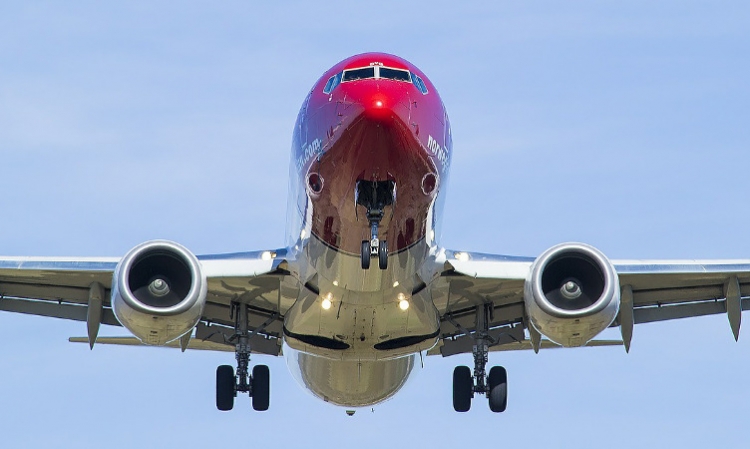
[
  {"xmin": 452, "ymin": 303, "xmax": 508, "ymax": 413},
  {"xmin": 361, "ymin": 211, "xmax": 389, "ymax": 270},
  {"xmin": 216, "ymin": 301, "xmax": 270, "ymax": 411},
  {"xmin": 356, "ymin": 180, "xmax": 395, "ymax": 270}
]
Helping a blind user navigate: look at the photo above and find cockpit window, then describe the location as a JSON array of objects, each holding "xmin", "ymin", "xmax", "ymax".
[
  {"xmin": 330, "ymin": 65, "xmax": 429, "ymax": 95},
  {"xmin": 412, "ymin": 74, "xmax": 428, "ymax": 95},
  {"xmin": 323, "ymin": 72, "xmax": 342, "ymax": 94},
  {"xmin": 379, "ymin": 67, "xmax": 411, "ymax": 82},
  {"xmin": 342, "ymin": 67, "xmax": 376, "ymax": 82}
]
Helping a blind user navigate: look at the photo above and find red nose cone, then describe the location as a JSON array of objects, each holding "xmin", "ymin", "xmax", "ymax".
[{"xmin": 362, "ymin": 94, "xmax": 391, "ymax": 121}]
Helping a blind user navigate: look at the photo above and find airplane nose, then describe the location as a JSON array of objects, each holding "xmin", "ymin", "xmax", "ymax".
[
  {"xmin": 343, "ymin": 81, "xmax": 411, "ymax": 124},
  {"xmin": 362, "ymin": 93, "xmax": 391, "ymax": 120}
]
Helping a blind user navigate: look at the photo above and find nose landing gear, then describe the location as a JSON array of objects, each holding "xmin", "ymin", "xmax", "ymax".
[
  {"xmin": 356, "ymin": 179, "xmax": 395, "ymax": 270},
  {"xmin": 361, "ymin": 214, "xmax": 389, "ymax": 270},
  {"xmin": 451, "ymin": 303, "xmax": 508, "ymax": 413}
]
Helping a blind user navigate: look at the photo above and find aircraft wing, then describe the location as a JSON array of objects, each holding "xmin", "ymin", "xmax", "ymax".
[
  {"xmin": 428, "ymin": 248, "xmax": 750, "ymax": 357},
  {"xmin": 0, "ymin": 249, "xmax": 295, "ymax": 356}
]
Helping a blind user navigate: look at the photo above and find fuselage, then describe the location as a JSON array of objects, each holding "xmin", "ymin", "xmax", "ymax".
[{"xmin": 281, "ymin": 53, "xmax": 453, "ymax": 407}]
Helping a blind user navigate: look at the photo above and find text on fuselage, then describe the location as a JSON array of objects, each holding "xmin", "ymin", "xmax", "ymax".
[
  {"xmin": 427, "ymin": 135, "xmax": 450, "ymax": 173},
  {"xmin": 296, "ymin": 138, "xmax": 323, "ymax": 172}
]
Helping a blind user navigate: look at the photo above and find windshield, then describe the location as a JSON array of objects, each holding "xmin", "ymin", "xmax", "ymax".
[{"xmin": 342, "ymin": 67, "xmax": 376, "ymax": 82}]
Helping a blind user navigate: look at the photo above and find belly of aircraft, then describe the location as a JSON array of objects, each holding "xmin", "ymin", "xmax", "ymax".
[{"xmin": 285, "ymin": 345, "xmax": 416, "ymax": 407}]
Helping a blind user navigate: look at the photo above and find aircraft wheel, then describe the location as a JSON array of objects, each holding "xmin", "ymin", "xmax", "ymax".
[
  {"xmin": 488, "ymin": 366, "xmax": 508, "ymax": 413},
  {"xmin": 361, "ymin": 240, "xmax": 371, "ymax": 269},
  {"xmin": 216, "ymin": 365, "xmax": 235, "ymax": 411},
  {"xmin": 252, "ymin": 365, "xmax": 270, "ymax": 411},
  {"xmin": 378, "ymin": 240, "xmax": 388, "ymax": 270},
  {"xmin": 453, "ymin": 365, "xmax": 473, "ymax": 412}
]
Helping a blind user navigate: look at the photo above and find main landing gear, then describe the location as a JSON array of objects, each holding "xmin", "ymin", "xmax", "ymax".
[
  {"xmin": 356, "ymin": 180, "xmax": 395, "ymax": 270},
  {"xmin": 452, "ymin": 304, "xmax": 508, "ymax": 413},
  {"xmin": 216, "ymin": 302, "xmax": 270, "ymax": 412}
]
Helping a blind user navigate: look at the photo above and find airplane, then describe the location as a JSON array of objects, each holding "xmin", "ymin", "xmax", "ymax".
[{"xmin": 1, "ymin": 51, "xmax": 749, "ymax": 413}]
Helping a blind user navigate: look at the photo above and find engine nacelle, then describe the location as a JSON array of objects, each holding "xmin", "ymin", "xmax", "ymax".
[
  {"xmin": 524, "ymin": 243, "xmax": 620, "ymax": 347},
  {"xmin": 112, "ymin": 240, "xmax": 207, "ymax": 345}
]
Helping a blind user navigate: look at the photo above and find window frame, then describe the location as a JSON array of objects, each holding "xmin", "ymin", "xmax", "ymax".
[
  {"xmin": 378, "ymin": 67, "xmax": 412, "ymax": 83},
  {"xmin": 323, "ymin": 72, "xmax": 342, "ymax": 94},
  {"xmin": 412, "ymin": 74, "xmax": 429, "ymax": 95},
  {"xmin": 341, "ymin": 66, "xmax": 377, "ymax": 83},
  {"xmin": 330, "ymin": 64, "xmax": 429, "ymax": 96}
]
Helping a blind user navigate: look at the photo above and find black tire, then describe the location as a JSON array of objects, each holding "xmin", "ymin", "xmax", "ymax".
[
  {"xmin": 216, "ymin": 365, "xmax": 235, "ymax": 411},
  {"xmin": 361, "ymin": 240, "xmax": 371, "ymax": 269},
  {"xmin": 252, "ymin": 365, "xmax": 270, "ymax": 411},
  {"xmin": 378, "ymin": 240, "xmax": 388, "ymax": 270},
  {"xmin": 488, "ymin": 366, "xmax": 508, "ymax": 413},
  {"xmin": 453, "ymin": 366, "xmax": 473, "ymax": 412}
]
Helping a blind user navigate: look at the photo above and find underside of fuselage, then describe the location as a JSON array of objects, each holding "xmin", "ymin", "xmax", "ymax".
[{"xmin": 285, "ymin": 346, "xmax": 417, "ymax": 407}]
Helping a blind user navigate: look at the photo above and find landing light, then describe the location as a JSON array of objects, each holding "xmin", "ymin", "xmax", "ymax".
[
  {"xmin": 333, "ymin": 280, "xmax": 339, "ymax": 286},
  {"xmin": 455, "ymin": 252, "xmax": 470, "ymax": 262},
  {"xmin": 392, "ymin": 281, "xmax": 399, "ymax": 287},
  {"xmin": 397, "ymin": 293, "xmax": 409, "ymax": 310},
  {"xmin": 321, "ymin": 293, "xmax": 333, "ymax": 310},
  {"xmin": 261, "ymin": 251, "xmax": 274, "ymax": 261}
]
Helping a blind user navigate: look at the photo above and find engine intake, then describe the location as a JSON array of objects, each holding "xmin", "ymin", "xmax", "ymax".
[
  {"xmin": 524, "ymin": 243, "xmax": 620, "ymax": 347},
  {"xmin": 112, "ymin": 240, "xmax": 207, "ymax": 345},
  {"xmin": 128, "ymin": 250, "xmax": 193, "ymax": 308}
]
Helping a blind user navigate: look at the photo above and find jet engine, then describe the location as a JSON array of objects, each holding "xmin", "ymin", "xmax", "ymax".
[
  {"xmin": 524, "ymin": 243, "xmax": 620, "ymax": 347},
  {"xmin": 111, "ymin": 240, "xmax": 207, "ymax": 345}
]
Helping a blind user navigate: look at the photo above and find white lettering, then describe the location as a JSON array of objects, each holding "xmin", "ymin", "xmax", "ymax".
[
  {"xmin": 427, "ymin": 135, "xmax": 450, "ymax": 173},
  {"xmin": 296, "ymin": 138, "xmax": 322, "ymax": 172}
]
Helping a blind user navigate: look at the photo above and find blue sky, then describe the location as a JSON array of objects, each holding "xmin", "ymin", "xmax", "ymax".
[{"xmin": 1, "ymin": 1, "xmax": 749, "ymax": 447}]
